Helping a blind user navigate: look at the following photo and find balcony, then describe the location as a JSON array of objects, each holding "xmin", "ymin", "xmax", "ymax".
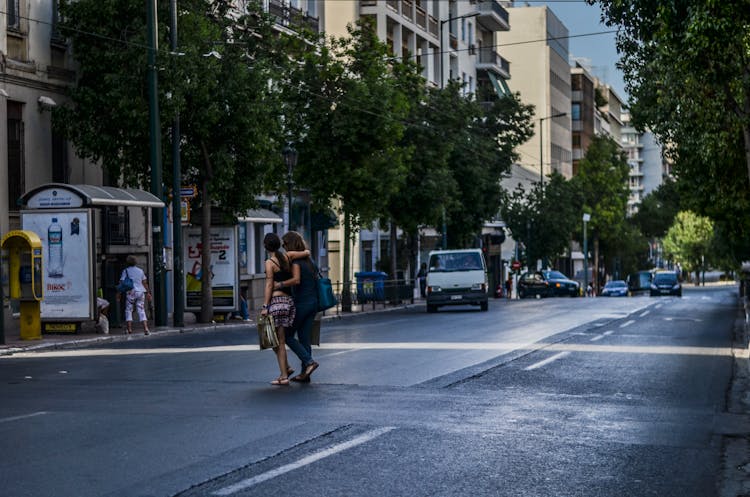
[
  {"xmin": 475, "ymin": 47, "xmax": 510, "ymax": 79},
  {"xmin": 475, "ymin": 0, "xmax": 510, "ymax": 32},
  {"xmin": 269, "ymin": 0, "xmax": 319, "ymax": 33}
]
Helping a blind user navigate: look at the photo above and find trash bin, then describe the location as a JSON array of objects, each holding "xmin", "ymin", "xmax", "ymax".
[{"xmin": 355, "ymin": 271, "xmax": 387, "ymax": 303}]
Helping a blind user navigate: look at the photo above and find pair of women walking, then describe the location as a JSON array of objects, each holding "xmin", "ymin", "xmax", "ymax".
[{"xmin": 261, "ymin": 231, "xmax": 319, "ymax": 386}]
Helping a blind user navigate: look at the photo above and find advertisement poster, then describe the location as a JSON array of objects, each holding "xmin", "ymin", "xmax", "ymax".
[
  {"xmin": 183, "ymin": 226, "xmax": 238, "ymax": 311},
  {"xmin": 21, "ymin": 210, "xmax": 93, "ymax": 320}
]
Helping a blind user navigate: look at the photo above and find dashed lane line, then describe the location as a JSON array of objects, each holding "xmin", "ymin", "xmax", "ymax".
[
  {"xmin": 211, "ymin": 426, "xmax": 396, "ymax": 496},
  {"xmin": 524, "ymin": 352, "xmax": 570, "ymax": 371},
  {"xmin": 0, "ymin": 411, "xmax": 48, "ymax": 424}
]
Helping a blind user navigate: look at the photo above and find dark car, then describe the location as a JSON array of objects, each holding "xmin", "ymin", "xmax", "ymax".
[
  {"xmin": 601, "ymin": 280, "xmax": 629, "ymax": 297},
  {"xmin": 517, "ymin": 270, "xmax": 580, "ymax": 298},
  {"xmin": 650, "ymin": 271, "xmax": 682, "ymax": 297}
]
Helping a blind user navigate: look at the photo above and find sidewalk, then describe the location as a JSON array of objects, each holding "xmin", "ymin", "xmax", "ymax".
[{"xmin": 0, "ymin": 301, "xmax": 422, "ymax": 356}]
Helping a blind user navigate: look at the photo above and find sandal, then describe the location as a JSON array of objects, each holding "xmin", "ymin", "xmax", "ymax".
[
  {"xmin": 287, "ymin": 367, "xmax": 295, "ymax": 376},
  {"xmin": 304, "ymin": 361, "xmax": 319, "ymax": 377},
  {"xmin": 270, "ymin": 377, "xmax": 290, "ymax": 386},
  {"xmin": 290, "ymin": 374, "xmax": 311, "ymax": 383}
]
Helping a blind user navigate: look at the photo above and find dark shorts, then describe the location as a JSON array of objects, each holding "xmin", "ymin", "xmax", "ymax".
[{"xmin": 269, "ymin": 295, "xmax": 296, "ymax": 328}]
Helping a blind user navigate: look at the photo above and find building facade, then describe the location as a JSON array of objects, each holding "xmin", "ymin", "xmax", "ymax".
[
  {"xmin": 502, "ymin": 5, "xmax": 572, "ymax": 184},
  {"xmin": 323, "ymin": 0, "xmax": 512, "ymax": 284}
]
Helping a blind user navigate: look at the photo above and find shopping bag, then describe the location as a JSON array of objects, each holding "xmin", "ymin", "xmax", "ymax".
[
  {"xmin": 257, "ymin": 313, "xmax": 279, "ymax": 350},
  {"xmin": 310, "ymin": 313, "xmax": 322, "ymax": 346},
  {"xmin": 316, "ymin": 276, "xmax": 336, "ymax": 312}
]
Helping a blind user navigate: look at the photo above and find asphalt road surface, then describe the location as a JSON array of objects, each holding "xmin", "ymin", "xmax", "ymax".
[{"xmin": 0, "ymin": 285, "xmax": 741, "ymax": 497}]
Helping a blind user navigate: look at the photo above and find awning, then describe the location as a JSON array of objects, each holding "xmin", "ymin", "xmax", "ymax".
[
  {"xmin": 238, "ymin": 208, "xmax": 282, "ymax": 224},
  {"xmin": 19, "ymin": 183, "xmax": 165, "ymax": 209},
  {"xmin": 488, "ymin": 72, "xmax": 511, "ymax": 97}
]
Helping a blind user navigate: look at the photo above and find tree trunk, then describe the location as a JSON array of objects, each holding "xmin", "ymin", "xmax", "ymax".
[
  {"xmin": 593, "ymin": 236, "xmax": 600, "ymax": 295},
  {"xmin": 389, "ymin": 220, "xmax": 398, "ymax": 280},
  {"xmin": 199, "ymin": 141, "xmax": 214, "ymax": 323},
  {"xmin": 341, "ymin": 207, "xmax": 352, "ymax": 312},
  {"xmin": 743, "ymin": 124, "xmax": 750, "ymax": 188}
]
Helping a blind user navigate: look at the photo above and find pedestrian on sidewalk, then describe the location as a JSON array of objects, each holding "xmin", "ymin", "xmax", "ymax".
[
  {"xmin": 417, "ymin": 262, "xmax": 427, "ymax": 298},
  {"xmin": 262, "ymin": 233, "xmax": 298, "ymax": 386},
  {"xmin": 278, "ymin": 231, "xmax": 319, "ymax": 383},
  {"xmin": 117, "ymin": 255, "xmax": 151, "ymax": 335},
  {"xmin": 505, "ymin": 275, "xmax": 513, "ymax": 300}
]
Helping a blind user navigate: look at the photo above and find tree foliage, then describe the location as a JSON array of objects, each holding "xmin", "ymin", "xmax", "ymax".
[
  {"xmin": 501, "ymin": 172, "xmax": 578, "ymax": 268},
  {"xmin": 662, "ymin": 210, "xmax": 714, "ymax": 280},
  {"xmin": 592, "ymin": 0, "xmax": 750, "ymax": 263},
  {"xmin": 57, "ymin": 0, "xmax": 285, "ymax": 321}
]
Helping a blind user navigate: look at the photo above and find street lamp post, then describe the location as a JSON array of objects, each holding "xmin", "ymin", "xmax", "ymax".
[
  {"xmin": 539, "ymin": 112, "xmax": 566, "ymax": 189},
  {"xmin": 583, "ymin": 213, "xmax": 590, "ymax": 296},
  {"xmin": 282, "ymin": 144, "xmax": 298, "ymax": 232}
]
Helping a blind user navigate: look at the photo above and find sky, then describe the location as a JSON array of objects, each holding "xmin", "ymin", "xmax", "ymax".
[{"xmin": 529, "ymin": 0, "xmax": 628, "ymax": 103}]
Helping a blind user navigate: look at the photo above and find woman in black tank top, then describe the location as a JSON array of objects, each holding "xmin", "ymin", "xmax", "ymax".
[{"xmin": 261, "ymin": 233, "xmax": 300, "ymax": 386}]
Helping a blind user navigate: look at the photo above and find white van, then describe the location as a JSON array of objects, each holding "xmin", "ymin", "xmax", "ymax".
[{"xmin": 425, "ymin": 249, "xmax": 489, "ymax": 312}]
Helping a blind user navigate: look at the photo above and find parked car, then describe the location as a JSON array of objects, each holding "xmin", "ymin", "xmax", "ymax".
[
  {"xmin": 517, "ymin": 270, "xmax": 580, "ymax": 298},
  {"xmin": 600, "ymin": 280, "xmax": 629, "ymax": 297},
  {"xmin": 628, "ymin": 270, "xmax": 653, "ymax": 295},
  {"xmin": 425, "ymin": 249, "xmax": 489, "ymax": 312},
  {"xmin": 650, "ymin": 271, "xmax": 682, "ymax": 297}
]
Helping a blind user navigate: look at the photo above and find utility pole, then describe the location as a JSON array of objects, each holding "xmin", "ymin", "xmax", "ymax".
[
  {"xmin": 147, "ymin": 0, "xmax": 167, "ymax": 326},
  {"xmin": 170, "ymin": 0, "xmax": 184, "ymax": 327}
]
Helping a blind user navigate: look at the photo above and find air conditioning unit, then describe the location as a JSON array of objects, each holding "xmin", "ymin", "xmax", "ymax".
[{"xmin": 469, "ymin": 44, "xmax": 476, "ymax": 56}]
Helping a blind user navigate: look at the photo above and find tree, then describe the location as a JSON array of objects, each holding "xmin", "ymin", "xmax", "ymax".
[
  {"xmin": 501, "ymin": 172, "xmax": 578, "ymax": 269},
  {"xmin": 444, "ymin": 87, "xmax": 535, "ymax": 248},
  {"xmin": 592, "ymin": 0, "xmax": 750, "ymax": 263},
  {"xmin": 631, "ymin": 180, "xmax": 681, "ymax": 240},
  {"xmin": 280, "ymin": 20, "xmax": 409, "ymax": 309},
  {"xmin": 662, "ymin": 211, "xmax": 714, "ymax": 283},
  {"xmin": 56, "ymin": 0, "xmax": 285, "ymax": 322},
  {"xmin": 569, "ymin": 135, "xmax": 630, "ymax": 290}
]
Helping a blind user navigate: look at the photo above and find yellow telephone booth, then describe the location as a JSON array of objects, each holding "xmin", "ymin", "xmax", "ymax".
[{"xmin": 1, "ymin": 231, "xmax": 44, "ymax": 340}]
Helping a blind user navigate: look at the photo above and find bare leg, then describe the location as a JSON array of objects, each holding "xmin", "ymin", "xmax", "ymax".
[{"xmin": 272, "ymin": 327, "xmax": 289, "ymax": 384}]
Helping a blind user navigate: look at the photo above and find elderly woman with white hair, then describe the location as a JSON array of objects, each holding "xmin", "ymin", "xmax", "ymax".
[{"xmin": 116, "ymin": 255, "xmax": 151, "ymax": 335}]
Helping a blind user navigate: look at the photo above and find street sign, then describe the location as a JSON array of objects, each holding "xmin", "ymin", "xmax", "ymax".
[
  {"xmin": 511, "ymin": 260, "xmax": 521, "ymax": 270},
  {"xmin": 180, "ymin": 185, "xmax": 197, "ymax": 198}
]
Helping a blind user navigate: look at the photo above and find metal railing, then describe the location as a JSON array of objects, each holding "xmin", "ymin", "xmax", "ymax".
[{"xmin": 324, "ymin": 279, "xmax": 416, "ymax": 315}]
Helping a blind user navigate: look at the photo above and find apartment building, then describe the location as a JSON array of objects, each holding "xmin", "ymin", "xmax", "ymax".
[
  {"xmin": 570, "ymin": 62, "xmax": 596, "ymax": 176},
  {"xmin": 0, "ymin": 0, "xmax": 101, "ymax": 236},
  {"xmin": 502, "ymin": 5, "xmax": 572, "ymax": 183},
  {"xmin": 621, "ymin": 111, "xmax": 671, "ymax": 215},
  {"xmin": 323, "ymin": 0, "xmax": 512, "ymax": 283},
  {"xmin": 594, "ymin": 82, "xmax": 625, "ymax": 145}
]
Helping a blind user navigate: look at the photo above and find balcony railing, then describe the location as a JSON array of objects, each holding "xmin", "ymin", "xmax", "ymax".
[
  {"xmin": 415, "ymin": 5, "xmax": 427, "ymax": 29},
  {"xmin": 476, "ymin": 0, "xmax": 510, "ymax": 31},
  {"xmin": 402, "ymin": 0, "xmax": 413, "ymax": 21},
  {"xmin": 360, "ymin": 0, "xmax": 378, "ymax": 6},
  {"xmin": 476, "ymin": 47, "xmax": 510, "ymax": 79},
  {"xmin": 386, "ymin": 0, "xmax": 399, "ymax": 11},
  {"xmin": 269, "ymin": 0, "xmax": 319, "ymax": 33},
  {"xmin": 428, "ymin": 15, "xmax": 438, "ymax": 37}
]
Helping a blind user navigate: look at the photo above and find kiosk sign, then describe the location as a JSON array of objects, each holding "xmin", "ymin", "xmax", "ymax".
[
  {"xmin": 183, "ymin": 226, "xmax": 238, "ymax": 311},
  {"xmin": 21, "ymin": 210, "xmax": 93, "ymax": 320}
]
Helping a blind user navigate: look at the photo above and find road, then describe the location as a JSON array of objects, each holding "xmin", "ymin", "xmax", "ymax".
[{"xmin": 0, "ymin": 285, "xmax": 742, "ymax": 497}]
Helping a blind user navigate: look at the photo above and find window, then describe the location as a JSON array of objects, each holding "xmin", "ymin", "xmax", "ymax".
[
  {"xmin": 461, "ymin": 18, "xmax": 466, "ymax": 42},
  {"xmin": 103, "ymin": 207, "xmax": 130, "ymax": 245},
  {"xmin": 51, "ymin": 131, "xmax": 69, "ymax": 183},
  {"xmin": 468, "ymin": 22, "xmax": 473, "ymax": 46},
  {"xmin": 306, "ymin": 0, "xmax": 316, "ymax": 17},
  {"xmin": 7, "ymin": 0, "xmax": 20, "ymax": 30},
  {"xmin": 571, "ymin": 103, "xmax": 581, "ymax": 121},
  {"xmin": 7, "ymin": 101, "xmax": 24, "ymax": 211}
]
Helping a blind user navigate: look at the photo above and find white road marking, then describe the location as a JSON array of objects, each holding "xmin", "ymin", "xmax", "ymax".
[
  {"xmin": 212, "ymin": 426, "xmax": 395, "ymax": 496},
  {"xmin": 0, "ymin": 412, "xmax": 48, "ymax": 424},
  {"xmin": 589, "ymin": 335, "xmax": 604, "ymax": 342},
  {"xmin": 620, "ymin": 320, "xmax": 635, "ymax": 328},
  {"xmin": 603, "ymin": 330, "xmax": 614, "ymax": 336},
  {"xmin": 639, "ymin": 310, "xmax": 650, "ymax": 317},
  {"xmin": 524, "ymin": 352, "xmax": 570, "ymax": 371}
]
